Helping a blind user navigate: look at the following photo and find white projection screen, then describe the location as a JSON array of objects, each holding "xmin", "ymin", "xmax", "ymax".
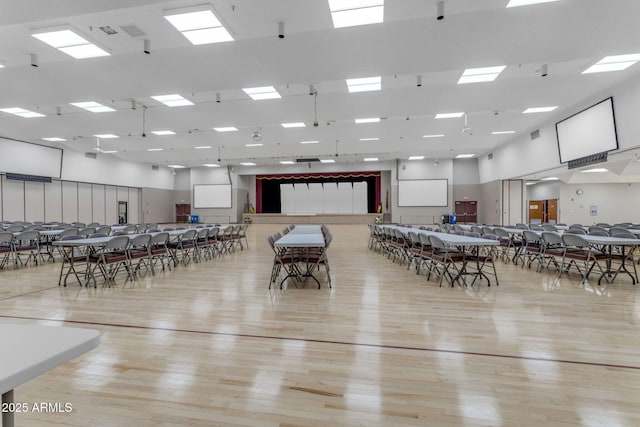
[
  {"xmin": 556, "ymin": 97, "xmax": 618, "ymax": 163},
  {"xmin": 0, "ymin": 138, "xmax": 63, "ymax": 178},
  {"xmin": 193, "ymin": 184, "xmax": 232, "ymax": 208},
  {"xmin": 398, "ymin": 179, "xmax": 448, "ymax": 207}
]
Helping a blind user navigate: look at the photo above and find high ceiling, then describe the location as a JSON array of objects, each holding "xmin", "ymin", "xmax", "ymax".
[{"xmin": 1, "ymin": 0, "xmax": 639, "ymax": 169}]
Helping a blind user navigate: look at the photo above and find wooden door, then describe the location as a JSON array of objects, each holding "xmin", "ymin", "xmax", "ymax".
[
  {"xmin": 454, "ymin": 201, "xmax": 478, "ymax": 223},
  {"xmin": 176, "ymin": 204, "xmax": 191, "ymax": 223},
  {"xmin": 454, "ymin": 201, "xmax": 467, "ymax": 223},
  {"xmin": 546, "ymin": 199, "xmax": 558, "ymax": 224},
  {"xmin": 528, "ymin": 200, "xmax": 544, "ymax": 224},
  {"xmin": 465, "ymin": 201, "xmax": 477, "ymax": 223}
]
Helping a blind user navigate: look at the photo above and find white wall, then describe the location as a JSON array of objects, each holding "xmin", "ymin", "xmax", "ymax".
[
  {"xmin": 394, "ymin": 159, "xmax": 454, "ymax": 224},
  {"xmin": 0, "ymin": 175, "xmax": 142, "ymax": 223},
  {"xmin": 479, "ymin": 70, "xmax": 640, "ymax": 184},
  {"xmin": 61, "ymin": 151, "xmax": 174, "ymax": 190},
  {"xmin": 189, "ymin": 167, "xmax": 238, "ymax": 223},
  {"xmin": 527, "ymin": 182, "xmax": 560, "ymax": 201},
  {"xmin": 559, "ymin": 183, "xmax": 640, "ymax": 225}
]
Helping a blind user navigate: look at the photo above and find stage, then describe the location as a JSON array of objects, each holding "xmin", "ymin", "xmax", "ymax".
[{"xmin": 242, "ymin": 213, "xmax": 387, "ymax": 224}]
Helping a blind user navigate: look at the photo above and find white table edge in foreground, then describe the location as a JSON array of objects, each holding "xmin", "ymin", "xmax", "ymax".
[{"xmin": 1, "ymin": 324, "xmax": 100, "ymax": 427}]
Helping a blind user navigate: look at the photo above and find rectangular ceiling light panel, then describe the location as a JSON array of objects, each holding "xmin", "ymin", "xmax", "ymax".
[
  {"xmin": 458, "ymin": 65, "xmax": 506, "ymax": 84},
  {"xmin": 583, "ymin": 53, "xmax": 640, "ymax": 74},
  {"xmin": 242, "ymin": 86, "xmax": 281, "ymax": 100},
  {"xmin": 164, "ymin": 8, "xmax": 233, "ymax": 45},
  {"xmin": 346, "ymin": 76, "xmax": 381, "ymax": 93},
  {"xmin": 435, "ymin": 112, "xmax": 464, "ymax": 119},
  {"xmin": 32, "ymin": 28, "xmax": 110, "ymax": 59},
  {"xmin": 70, "ymin": 101, "xmax": 115, "ymax": 113},
  {"xmin": 506, "ymin": 0, "xmax": 560, "ymax": 7},
  {"xmin": 329, "ymin": 0, "xmax": 384, "ymax": 28},
  {"xmin": 523, "ymin": 106, "xmax": 557, "ymax": 114},
  {"xmin": 151, "ymin": 94, "xmax": 193, "ymax": 107},
  {"xmin": 0, "ymin": 107, "xmax": 45, "ymax": 118}
]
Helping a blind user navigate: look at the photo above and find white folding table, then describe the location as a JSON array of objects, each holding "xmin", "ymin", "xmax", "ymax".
[
  {"xmin": 0, "ymin": 324, "xmax": 100, "ymax": 427},
  {"xmin": 274, "ymin": 232, "xmax": 327, "ymax": 288}
]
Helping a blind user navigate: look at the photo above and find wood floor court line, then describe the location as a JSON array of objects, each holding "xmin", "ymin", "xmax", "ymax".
[{"xmin": 2, "ymin": 313, "xmax": 639, "ymax": 372}]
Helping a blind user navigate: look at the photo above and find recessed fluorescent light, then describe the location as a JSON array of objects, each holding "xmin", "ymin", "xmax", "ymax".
[
  {"xmin": 328, "ymin": 0, "xmax": 384, "ymax": 28},
  {"xmin": 94, "ymin": 134, "xmax": 118, "ymax": 139},
  {"xmin": 70, "ymin": 101, "xmax": 115, "ymax": 113},
  {"xmin": 506, "ymin": 0, "xmax": 560, "ymax": 7},
  {"xmin": 147, "ymin": 148, "xmax": 164, "ymax": 152},
  {"xmin": 32, "ymin": 29, "xmax": 110, "ymax": 59},
  {"xmin": 167, "ymin": 164, "xmax": 185, "ymax": 169},
  {"xmin": 492, "ymin": 131, "xmax": 516, "ymax": 135},
  {"xmin": 360, "ymin": 137, "xmax": 380, "ymax": 141},
  {"xmin": 422, "ymin": 134, "xmax": 444, "ymax": 138},
  {"xmin": 346, "ymin": 76, "xmax": 381, "ymax": 93},
  {"xmin": 164, "ymin": 7, "xmax": 233, "ymax": 45},
  {"xmin": 194, "ymin": 146, "xmax": 211, "ymax": 149},
  {"xmin": 408, "ymin": 155, "xmax": 425, "ymax": 160},
  {"xmin": 281, "ymin": 122, "xmax": 306, "ymax": 128},
  {"xmin": 151, "ymin": 130, "xmax": 176, "ymax": 136},
  {"xmin": 151, "ymin": 94, "xmax": 193, "ymax": 107},
  {"xmin": 523, "ymin": 106, "xmax": 557, "ymax": 114},
  {"xmin": 320, "ymin": 159, "xmax": 336, "ymax": 163},
  {"xmin": 457, "ymin": 66, "xmax": 506, "ymax": 84},
  {"xmin": 580, "ymin": 168, "xmax": 608, "ymax": 173},
  {"xmin": 300, "ymin": 140, "xmax": 319, "ymax": 144},
  {"xmin": 101, "ymin": 150, "xmax": 118, "ymax": 154},
  {"xmin": 242, "ymin": 86, "xmax": 281, "ymax": 100},
  {"xmin": 541, "ymin": 177, "xmax": 559, "ymax": 181},
  {"xmin": 526, "ymin": 181, "xmax": 537, "ymax": 186},
  {"xmin": 280, "ymin": 160, "xmax": 295, "ymax": 165},
  {"xmin": 42, "ymin": 137, "xmax": 66, "ymax": 142},
  {"xmin": 355, "ymin": 117, "xmax": 380, "ymax": 124},
  {"xmin": 583, "ymin": 53, "xmax": 640, "ymax": 74},
  {"xmin": 214, "ymin": 126, "xmax": 238, "ymax": 132},
  {"xmin": 203, "ymin": 163, "xmax": 220, "ymax": 167},
  {"xmin": 0, "ymin": 107, "xmax": 45, "ymax": 118},
  {"xmin": 245, "ymin": 143, "xmax": 263, "ymax": 147},
  {"xmin": 364, "ymin": 157, "xmax": 378, "ymax": 162},
  {"xmin": 435, "ymin": 112, "xmax": 464, "ymax": 119},
  {"xmin": 455, "ymin": 154, "xmax": 475, "ymax": 158},
  {"xmin": 240, "ymin": 162, "xmax": 256, "ymax": 166}
]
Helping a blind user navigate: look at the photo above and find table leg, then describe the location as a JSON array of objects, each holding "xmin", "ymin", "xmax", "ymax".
[{"xmin": 2, "ymin": 389, "xmax": 15, "ymax": 427}]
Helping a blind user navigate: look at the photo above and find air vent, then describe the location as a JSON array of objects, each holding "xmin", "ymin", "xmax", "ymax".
[
  {"xmin": 120, "ymin": 24, "xmax": 146, "ymax": 38},
  {"xmin": 568, "ymin": 152, "xmax": 608, "ymax": 169},
  {"xmin": 296, "ymin": 158, "xmax": 320, "ymax": 163},
  {"xmin": 151, "ymin": 165, "xmax": 159, "ymax": 171},
  {"xmin": 488, "ymin": 152, "xmax": 493, "ymax": 160},
  {"xmin": 85, "ymin": 152, "xmax": 97, "ymax": 159},
  {"xmin": 530, "ymin": 129, "xmax": 540, "ymax": 140}
]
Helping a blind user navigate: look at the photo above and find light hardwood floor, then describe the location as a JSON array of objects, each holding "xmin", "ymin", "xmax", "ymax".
[{"xmin": 1, "ymin": 224, "xmax": 639, "ymax": 426}]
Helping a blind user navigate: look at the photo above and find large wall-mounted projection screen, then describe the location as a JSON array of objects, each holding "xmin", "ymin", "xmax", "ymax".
[
  {"xmin": 193, "ymin": 184, "xmax": 232, "ymax": 208},
  {"xmin": 0, "ymin": 138, "xmax": 63, "ymax": 178},
  {"xmin": 556, "ymin": 97, "xmax": 618, "ymax": 163},
  {"xmin": 398, "ymin": 179, "xmax": 448, "ymax": 207}
]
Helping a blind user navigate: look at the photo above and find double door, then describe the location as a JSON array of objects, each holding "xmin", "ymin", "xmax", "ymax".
[
  {"xmin": 454, "ymin": 201, "xmax": 477, "ymax": 224},
  {"xmin": 529, "ymin": 199, "xmax": 558, "ymax": 224}
]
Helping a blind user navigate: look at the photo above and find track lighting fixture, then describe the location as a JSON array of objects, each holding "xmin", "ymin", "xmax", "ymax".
[
  {"xmin": 541, "ymin": 64, "xmax": 548, "ymax": 77},
  {"xmin": 30, "ymin": 53, "xmax": 38, "ymax": 67},
  {"xmin": 437, "ymin": 1, "xmax": 444, "ymax": 20},
  {"xmin": 144, "ymin": 39, "xmax": 151, "ymax": 54},
  {"xmin": 278, "ymin": 22, "xmax": 285, "ymax": 39},
  {"xmin": 417, "ymin": 75, "xmax": 422, "ymax": 87},
  {"xmin": 216, "ymin": 92, "xmax": 221, "ymax": 103}
]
